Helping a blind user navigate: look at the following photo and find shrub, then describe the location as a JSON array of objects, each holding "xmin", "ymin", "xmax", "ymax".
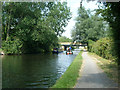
[
  {"xmin": 88, "ymin": 37, "xmax": 116, "ymax": 61},
  {"xmin": 2, "ymin": 38, "xmax": 23, "ymax": 54},
  {"xmin": 87, "ymin": 40, "xmax": 95, "ymax": 52}
]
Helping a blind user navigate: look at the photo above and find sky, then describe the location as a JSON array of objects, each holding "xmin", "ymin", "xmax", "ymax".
[{"xmin": 62, "ymin": 0, "xmax": 99, "ymax": 39}]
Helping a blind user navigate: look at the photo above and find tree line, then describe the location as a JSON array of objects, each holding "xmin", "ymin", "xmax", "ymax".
[
  {"xmin": 58, "ymin": 36, "xmax": 72, "ymax": 42},
  {"xmin": 2, "ymin": 2, "xmax": 71, "ymax": 54},
  {"xmin": 71, "ymin": 6, "xmax": 108, "ymax": 44},
  {"xmin": 71, "ymin": 2, "xmax": 120, "ymax": 63}
]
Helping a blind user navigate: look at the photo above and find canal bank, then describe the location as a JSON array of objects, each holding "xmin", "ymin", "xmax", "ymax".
[{"xmin": 51, "ymin": 51, "xmax": 83, "ymax": 88}]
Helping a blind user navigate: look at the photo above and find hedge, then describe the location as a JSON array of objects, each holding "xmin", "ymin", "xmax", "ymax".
[
  {"xmin": 88, "ymin": 37, "xmax": 116, "ymax": 61},
  {"xmin": 2, "ymin": 38, "xmax": 23, "ymax": 55}
]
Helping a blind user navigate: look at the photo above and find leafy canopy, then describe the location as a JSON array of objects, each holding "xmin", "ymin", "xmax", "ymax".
[
  {"xmin": 2, "ymin": 2, "xmax": 71, "ymax": 54},
  {"xmin": 71, "ymin": 6, "xmax": 107, "ymax": 44}
]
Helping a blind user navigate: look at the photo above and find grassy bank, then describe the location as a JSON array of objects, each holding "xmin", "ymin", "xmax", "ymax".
[
  {"xmin": 0, "ymin": 49, "xmax": 2, "ymax": 51},
  {"xmin": 0, "ymin": 48, "xmax": 2, "ymax": 53},
  {"xmin": 51, "ymin": 51, "xmax": 83, "ymax": 88},
  {"xmin": 88, "ymin": 52, "xmax": 118, "ymax": 83}
]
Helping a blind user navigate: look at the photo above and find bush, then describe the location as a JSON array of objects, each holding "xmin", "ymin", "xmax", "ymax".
[
  {"xmin": 88, "ymin": 37, "xmax": 116, "ymax": 60},
  {"xmin": 2, "ymin": 38, "xmax": 23, "ymax": 54},
  {"xmin": 87, "ymin": 40, "xmax": 95, "ymax": 52}
]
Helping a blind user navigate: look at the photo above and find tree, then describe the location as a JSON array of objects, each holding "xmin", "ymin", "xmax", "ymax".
[
  {"xmin": 59, "ymin": 36, "xmax": 72, "ymax": 42},
  {"xmin": 71, "ymin": 6, "xmax": 106, "ymax": 44},
  {"xmin": 96, "ymin": 2, "xmax": 120, "ymax": 63},
  {"xmin": 2, "ymin": 2, "xmax": 71, "ymax": 54}
]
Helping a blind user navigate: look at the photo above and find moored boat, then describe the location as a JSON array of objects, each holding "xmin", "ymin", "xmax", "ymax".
[
  {"xmin": 52, "ymin": 48, "xmax": 63, "ymax": 54},
  {"xmin": 66, "ymin": 51, "xmax": 73, "ymax": 55},
  {"xmin": 66, "ymin": 47, "xmax": 73, "ymax": 55}
]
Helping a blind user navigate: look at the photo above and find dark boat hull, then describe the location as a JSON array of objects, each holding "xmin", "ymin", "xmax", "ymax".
[{"xmin": 52, "ymin": 51, "xmax": 63, "ymax": 54}]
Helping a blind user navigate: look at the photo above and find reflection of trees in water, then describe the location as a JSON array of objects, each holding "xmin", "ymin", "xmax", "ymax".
[{"xmin": 2, "ymin": 52, "xmax": 76, "ymax": 88}]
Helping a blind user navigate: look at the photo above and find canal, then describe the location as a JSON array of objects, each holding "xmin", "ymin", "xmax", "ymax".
[{"xmin": 1, "ymin": 50, "xmax": 80, "ymax": 88}]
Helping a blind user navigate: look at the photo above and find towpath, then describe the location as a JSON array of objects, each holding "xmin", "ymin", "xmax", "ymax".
[{"xmin": 74, "ymin": 51, "xmax": 118, "ymax": 88}]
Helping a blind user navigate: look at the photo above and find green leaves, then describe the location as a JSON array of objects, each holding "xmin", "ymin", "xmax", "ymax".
[
  {"xmin": 58, "ymin": 36, "xmax": 72, "ymax": 42},
  {"xmin": 2, "ymin": 38, "xmax": 23, "ymax": 54},
  {"xmin": 2, "ymin": 2, "xmax": 71, "ymax": 54},
  {"xmin": 71, "ymin": 6, "xmax": 106, "ymax": 44},
  {"xmin": 95, "ymin": 2, "xmax": 120, "ymax": 63},
  {"xmin": 88, "ymin": 37, "xmax": 116, "ymax": 61}
]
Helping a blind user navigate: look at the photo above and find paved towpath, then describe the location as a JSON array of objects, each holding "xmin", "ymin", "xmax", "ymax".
[{"xmin": 74, "ymin": 51, "xmax": 118, "ymax": 88}]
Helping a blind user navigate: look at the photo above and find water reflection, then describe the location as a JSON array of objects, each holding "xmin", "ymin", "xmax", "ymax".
[{"xmin": 2, "ymin": 50, "xmax": 80, "ymax": 88}]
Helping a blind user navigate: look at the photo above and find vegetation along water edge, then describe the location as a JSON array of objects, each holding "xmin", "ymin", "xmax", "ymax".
[{"xmin": 51, "ymin": 51, "xmax": 83, "ymax": 88}]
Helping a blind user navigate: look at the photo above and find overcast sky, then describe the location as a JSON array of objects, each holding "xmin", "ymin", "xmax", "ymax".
[{"xmin": 62, "ymin": 0, "xmax": 99, "ymax": 39}]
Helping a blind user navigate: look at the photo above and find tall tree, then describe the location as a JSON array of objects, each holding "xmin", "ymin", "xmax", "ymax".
[
  {"xmin": 71, "ymin": 6, "xmax": 106, "ymax": 44},
  {"xmin": 2, "ymin": 2, "xmax": 71, "ymax": 54},
  {"xmin": 96, "ymin": 2, "xmax": 120, "ymax": 63}
]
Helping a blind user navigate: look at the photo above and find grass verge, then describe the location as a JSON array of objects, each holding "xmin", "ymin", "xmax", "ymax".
[
  {"xmin": 0, "ymin": 48, "xmax": 2, "ymax": 52},
  {"xmin": 88, "ymin": 52, "xmax": 118, "ymax": 83},
  {"xmin": 51, "ymin": 51, "xmax": 83, "ymax": 88}
]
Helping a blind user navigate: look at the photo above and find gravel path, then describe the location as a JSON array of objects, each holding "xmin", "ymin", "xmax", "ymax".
[{"xmin": 74, "ymin": 52, "xmax": 118, "ymax": 88}]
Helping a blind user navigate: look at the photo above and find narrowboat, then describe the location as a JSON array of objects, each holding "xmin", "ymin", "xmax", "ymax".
[{"xmin": 52, "ymin": 48, "xmax": 63, "ymax": 54}]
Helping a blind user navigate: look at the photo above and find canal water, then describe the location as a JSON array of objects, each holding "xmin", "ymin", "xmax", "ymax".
[{"xmin": 1, "ymin": 50, "xmax": 80, "ymax": 88}]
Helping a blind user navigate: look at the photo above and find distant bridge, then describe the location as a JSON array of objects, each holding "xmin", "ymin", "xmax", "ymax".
[{"xmin": 59, "ymin": 42, "xmax": 87, "ymax": 50}]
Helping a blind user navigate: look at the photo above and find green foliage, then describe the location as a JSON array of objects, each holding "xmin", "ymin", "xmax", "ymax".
[
  {"xmin": 2, "ymin": 2, "xmax": 71, "ymax": 54},
  {"xmin": 59, "ymin": 36, "xmax": 72, "ymax": 42},
  {"xmin": 0, "ymin": 48, "xmax": 2, "ymax": 52},
  {"xmin": 71, "ymin": 46, "xmax": 75, "ymax": 50},
  {"xmin": 51, "ymin": 51, "xmax": 83, "ymax": 88},
  {"xmin": 2, "ymin": 38, "xmax": 23, "ymax": 54},
  {"xmin": 87, "ymin": 40, "xmax": 95, "ymax": 52},
  {"xmin": 88, "ymin": 37, "xmax": 116, "ymax": 61},
  {"xmin": 71, "ymin": 6, "xmax": 107, "ymax": 44},
  {"xmin": 96, "ymin": 2, "xmax": 120, "ymax": 63}
]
